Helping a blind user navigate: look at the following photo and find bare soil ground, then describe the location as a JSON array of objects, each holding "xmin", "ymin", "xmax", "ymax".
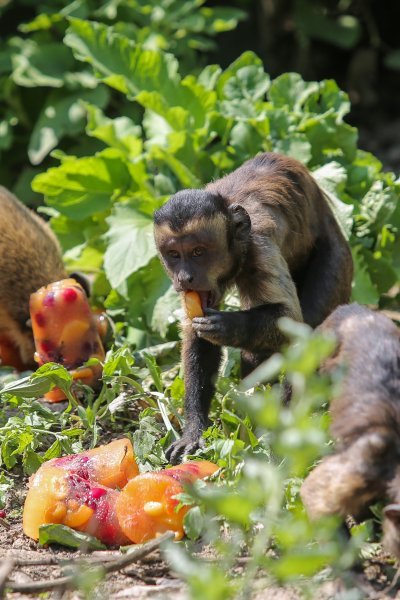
[{"xmin": 1, "ymin": 489, "xmax": 400, "ymax": 600}]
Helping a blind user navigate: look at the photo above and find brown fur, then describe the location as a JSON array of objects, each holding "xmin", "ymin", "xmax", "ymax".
[
  {"xmin": 154, "ymin": 153, "xmax": 353, "ymax": 463},
  {"xmin": 300, "ymin": 303, "xmax": 400, "ymax": 559},
  {"xmin": 0, "ymin": 187, "xmax": 66, "ymax": 366}
]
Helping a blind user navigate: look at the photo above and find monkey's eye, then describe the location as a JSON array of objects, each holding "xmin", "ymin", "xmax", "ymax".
[
  {"xmin": 167, "ymin": 250, "xmax": 180, "ymax": 259},
  {"xmin": 192, "ymin": 247, "xmax": 205, "ymax": 257}
]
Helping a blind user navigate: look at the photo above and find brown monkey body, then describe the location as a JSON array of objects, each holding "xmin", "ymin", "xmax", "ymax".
[
  {"xmin": 301, "ymin": 304, "xmax": 400, "ymax": 559},
  {"xmin": 0, "ymin": 187, "xmax": 67, "ymax": 367},
  {"xmin": 154, "ymin": 152, "xmax": 353, "ymax": 462}
]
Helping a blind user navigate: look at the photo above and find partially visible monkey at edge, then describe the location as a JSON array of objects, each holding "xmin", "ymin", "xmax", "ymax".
[
  {"xmin": 300, "ymin": 303, "xmax": 400, "ymax": 559},
  {"xmin": 0, "ymin": 186, "xmax": 67, "ymax": 368},
  {"xmin": 153, "ymin": 152, "xmax": 353, "ymax": 463}
]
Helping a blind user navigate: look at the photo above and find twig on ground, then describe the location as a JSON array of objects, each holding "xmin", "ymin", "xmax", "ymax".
[
  {"xmin": 6, "ymin": 532, "xmax": 173, "ymax": 594},
  {"xmin": 0, "ymin": 559, "xmax": 14, "ymax": 598}
]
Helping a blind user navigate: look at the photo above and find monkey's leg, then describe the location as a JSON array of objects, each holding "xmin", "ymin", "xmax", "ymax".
[
  {"xmin": 298, "ymin": 234, "xmax": 353, "ymax": 328},
  {"xmin": 165, "ymin": 331, "xmax": 222, "ymax": 464},
  {"xmin": 301, "ymin": 433, "xmax": 388, "ymax": 520}
]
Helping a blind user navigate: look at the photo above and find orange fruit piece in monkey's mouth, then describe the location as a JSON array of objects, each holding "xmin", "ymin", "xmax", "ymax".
[{"xmin": 184, "ymin": 291, "xmax": 204, "ymax": 319}]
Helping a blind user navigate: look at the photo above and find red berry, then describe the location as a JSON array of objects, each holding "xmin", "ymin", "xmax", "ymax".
[
  {"xmin": 34, "ymin": 312, "xmax": 46, "ymax": 327},
  {"xmin": 63, "ymin": 288, "xmax": 78, "ymax": 303},
  {"xmin": 90, "ymin": 488, "xmax": 107, "ymax": 500},
  {"xmin": 0, "ymin": 510, "xmax": 6, "ymax": 519}
]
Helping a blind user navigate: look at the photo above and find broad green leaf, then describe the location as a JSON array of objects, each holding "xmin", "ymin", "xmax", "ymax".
[
  {"xmin": 151, "ymin": 285, "xmax": 181, "ymax": 338},
  {"xmin": 85, "ymin": 104, "xmax": 142, "ymax": 158},
  {"xmin": 274, "ymin": 134, "xmax": 312, "ymax": 164},
  {"xmin": 11, "ymin": 39, "xmax": 74, "ymax": 88},
  {"xmin": 29, "ymin": 86, "xmax": 109, "ymax": 165},
  {"xmin": 104, "ymin": 205, "xmax": 157, "ymax": 288},
  {"xmin": 65, "ymin": 19, "xmax": 180, "ymax": 103},
  {"xmin": 32, "ymin": 150, "xmax": 131, "ymax": 219},
  {"xmin": 223, "ymin": 65, "xmax": 269, "ymax": 101},
  {"xmin": 312, "ymin": 161, "xmax": 353, "ymax": 238},
  {"xmin": 351, "ymin": 247, "xmax": 379, "ymax": 304},
  {"xmin": 39, "ymin": 524, "xmax": 106, "ymax": 550},
  {"xmin": 184, "ymin": 506, "xmax": 205, "ymax": 540},
  {"xmin": 301, "ymin": 115, "xmax": 357, "ymax": 165},
  {"xmin": 294, "ymin": 9, "xmax": 361, "ymax": 50},
  {"xmin": 269, "ymin": 73, "xmax": 319, "ymax": 112},
  {"xmin": 359, "ymin": 180, "xmax": 398, "ymax": 233}
]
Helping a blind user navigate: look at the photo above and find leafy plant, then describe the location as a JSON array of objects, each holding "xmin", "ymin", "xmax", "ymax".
[{"xmin": 0, "ymin": 0, "xmax": 244, "ymax": 196}]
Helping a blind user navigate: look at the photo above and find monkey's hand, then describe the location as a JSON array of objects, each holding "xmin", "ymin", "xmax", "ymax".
[
  {"xmin": 191, "ymin": 308, "xmax": 247, "ymax": 347},
  {"xmin": 165, "ymin": 426, "xmax": 205, "ymax": 465}
]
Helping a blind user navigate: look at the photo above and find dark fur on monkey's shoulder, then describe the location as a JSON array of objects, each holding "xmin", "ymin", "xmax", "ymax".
[
  {"xmin": 154, "ymin": 152, "xmax": 353, "ymax": 463},
  {"xmin": 301, "ymin": 303, "xmax": 400, "ymax": 560},
  {"xmin": 0, "ymin": 187, "xmax": 67, "ymax": 367}
]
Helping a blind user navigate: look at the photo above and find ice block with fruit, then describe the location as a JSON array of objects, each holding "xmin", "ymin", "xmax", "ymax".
[
  {"xmin": 116, "ymin": 461, "xmax": 219, "ymax": 543},
  {"xmin": 23, "ymin": 439, "xmax": 138, "ymax": 545},
  {"xmin": 29, "ymin": 278, "xmax": 105, "ymax": 401}
]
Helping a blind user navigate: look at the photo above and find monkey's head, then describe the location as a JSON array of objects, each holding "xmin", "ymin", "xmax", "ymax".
[{"xmin": 154, "ymin": 190, "xmax": 251, "ymax": 309}]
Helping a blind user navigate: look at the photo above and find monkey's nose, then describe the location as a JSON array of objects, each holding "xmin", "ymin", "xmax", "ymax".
[{"xmin": 177, "ymin": 273, "xmax": 194, "ymax": 289}]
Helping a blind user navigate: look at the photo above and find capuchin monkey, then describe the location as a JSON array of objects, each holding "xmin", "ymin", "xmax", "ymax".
[
  {"xmin": 153, "ymin": 152, "xmax": 353, "ymax": 463},
  {"xmin": 0, "ymin": 186, "xmax": 89, "ymax": 369},
  {"xmin": 300, "ymin": 304, "xmax": 400, "ymax": 560}
]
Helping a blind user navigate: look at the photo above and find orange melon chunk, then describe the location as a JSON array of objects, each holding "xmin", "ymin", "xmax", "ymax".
[
  {"xmin": 184, "ymin": 291, "xmax": 203, "ymax": 319},
  {"xmin": 116, "ymin": 460, "xmax": 219, "ymax": 544},
  {"xmin": 23, "ymin": 439, "xmax": 138, "ymax": 545}
]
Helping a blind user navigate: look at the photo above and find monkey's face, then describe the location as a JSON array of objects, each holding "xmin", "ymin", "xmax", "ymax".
[{"xmin": 154, "ymin": 215, "xmax": 237, "ymax": 309}]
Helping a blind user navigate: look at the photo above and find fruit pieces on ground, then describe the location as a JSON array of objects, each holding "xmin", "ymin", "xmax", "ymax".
[
  {"xmin": 23, "ymin": 466, "xmax": 129, "ymax": 545},
  {"xmin": 49, "ymin": 438, "xmax": 139, "ymax": 489},
  {"xmin": 184, "ymin": 291, "xmax": 204, "ymax": 319},
  {"xmin": 23, "ymin": 439, "xmax": 138, "ymax": 545},
  {"xmin": 116, "ymin": 460, "xmax": 219, "ymax": 543},
  {"xmin": 29, "ymin": 278, "xmax": 105, "ymax": 401}
]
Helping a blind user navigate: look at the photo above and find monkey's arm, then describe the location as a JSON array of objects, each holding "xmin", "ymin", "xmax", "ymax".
[
  {"xmin": 165, "ymin": 328, "xmax": 222, "ymax": 464},
  {"xmin": 191, "ymin": 304, "xmax": 295, "ymax": 353}
]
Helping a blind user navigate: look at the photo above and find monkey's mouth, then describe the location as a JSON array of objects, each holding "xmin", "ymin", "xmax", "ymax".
[{"xmin": 197, "ymin": 291, "xmax": 215, "ymax": 310}]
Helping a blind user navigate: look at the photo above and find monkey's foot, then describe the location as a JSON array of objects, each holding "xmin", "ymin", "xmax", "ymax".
[{"xmin": 165, "ymin": 433, "xmax": 205, "ymax": 465}]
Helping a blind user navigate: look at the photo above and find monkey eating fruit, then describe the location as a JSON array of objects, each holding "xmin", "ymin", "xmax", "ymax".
[
  {"xmin": 0, "ymin": 187, "xmax": 67, "ymax": 369},
  {"xmin": 154, "ymin": 152, "xmax": 353, "ymax": 463}
]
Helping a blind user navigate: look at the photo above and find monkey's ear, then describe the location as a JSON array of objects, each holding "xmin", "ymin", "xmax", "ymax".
[{"xmin": 228, "ymin": 203, "xmax": 251, "ymax": 239}]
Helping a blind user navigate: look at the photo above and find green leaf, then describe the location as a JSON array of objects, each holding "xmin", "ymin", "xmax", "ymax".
[
  {"xmin": 29, "ymin": 87, "xmax": 109, "ymax": 165},
  {"xmin": 294, "ymin": 9, "xmax": 361, "ymax": 50},
  {"xmin": 104, "ymin": 205, "xmax": 157, "ymax": 288},
  {"xmin": 11, "ymin": 39, "xmax": 74, "ymax": 88},
  {"xmin": 229, "ymin": 122, "xmax": 266, "ymax": 160},
  {"xmin": 151, "ymin": 285, "xmax": 181, "ymax": 337},
  {"xmin": 65, "ymin": 19, "xmax": 180, "ymax": 103},
  {"xmin": 32, "ymin": 150, "xmax": 131, "ymax": 219},
  {"xmin": 274, "ymin": 134, "xmax": 312, "ymax": 164},
  {"xmin": 184, "ymin": 506, "xmax": 205, "ymax": 540},
  {"xmin": 351, "ymin": 247, "xmax": 379, "ymax": 304},
  {"xmin": 269, "ymin": 73, "xmax": 319, "ymax": 112},
  {"xmin": 223, "ymin": 65, "xmax": 269, "ymax": 101},
  {"xmin": 312, "ymin": 161, "xmax": 353, "ymax": 238},
  {"xmin": 85, "ymin": 104, "xmax": 142, "ymax": 158},
  {"xmin": 39, "ymin": 524, "xmax": 106, "ymax": 550}
]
